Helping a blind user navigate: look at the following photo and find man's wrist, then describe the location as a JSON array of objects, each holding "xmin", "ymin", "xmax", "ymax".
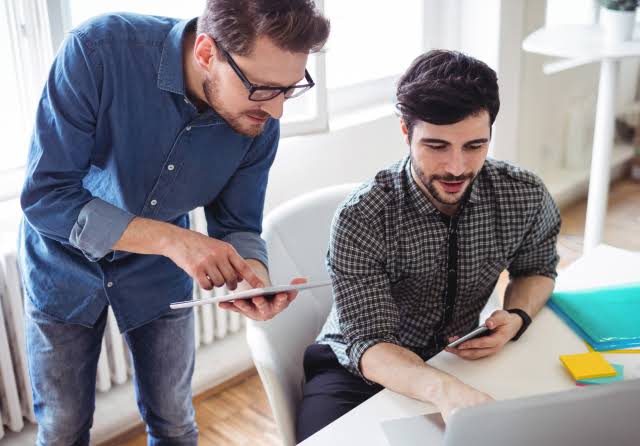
[
  {"xmin": 245, "ymin": 258, "xmax": 270, "ymax": 287},
  {"xmin": 505, "ymin": 308, "xmax": 532, "ymax": 341}
]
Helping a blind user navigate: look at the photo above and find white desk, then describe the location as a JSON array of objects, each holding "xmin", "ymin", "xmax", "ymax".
[{"xmin": 300, "ymin": 245, "xmax": 640, "ymax": 446}]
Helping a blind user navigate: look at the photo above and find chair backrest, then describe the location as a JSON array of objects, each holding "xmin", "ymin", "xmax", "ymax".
[{"xmin": 246, "ymin": 184, "xmax": 359, "ymax": 446}]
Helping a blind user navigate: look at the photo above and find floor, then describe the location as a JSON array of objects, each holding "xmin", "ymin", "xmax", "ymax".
[{"xmin": 116, "ymin": 178, "xmax": 640, "ymax": 446}]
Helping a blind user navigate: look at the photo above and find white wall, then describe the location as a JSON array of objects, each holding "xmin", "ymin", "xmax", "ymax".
[{"xmin": 264, "ymin": 112, "xmax": 407, "ymax": 214}]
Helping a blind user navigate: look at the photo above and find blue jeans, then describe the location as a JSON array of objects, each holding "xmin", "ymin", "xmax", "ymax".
[{"xmin": 24, "ymin": 296, "xmax": 198, "ymax": 446}]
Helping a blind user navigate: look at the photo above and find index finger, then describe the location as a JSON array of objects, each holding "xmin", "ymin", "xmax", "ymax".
[{"xmin": 229, "ymin": 253, "xmax": 262, "ymax": 288}]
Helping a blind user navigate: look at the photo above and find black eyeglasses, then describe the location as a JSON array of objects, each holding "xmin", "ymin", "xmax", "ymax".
[{"xmin": 221, "ymin": 48, "xmax": 315, "ymax": 101}]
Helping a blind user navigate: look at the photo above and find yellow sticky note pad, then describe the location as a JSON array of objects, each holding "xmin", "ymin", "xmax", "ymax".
[{"xmin": 559, "ymin": 352, "xmax": 617, "ymax": 381}]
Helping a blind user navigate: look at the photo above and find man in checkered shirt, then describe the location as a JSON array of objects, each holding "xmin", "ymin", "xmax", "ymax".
[{"xmin": 296, "ymin": 50, "xmax": 561, "ymax": 441}]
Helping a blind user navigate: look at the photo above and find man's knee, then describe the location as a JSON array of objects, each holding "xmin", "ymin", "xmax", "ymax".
[
  {"xmin": 35, "ymin": 407, "xmax": 92, "ymax": 446},
  {"xmin": 146, "ymin": 417, "xmax": 198, "ymax": 445}
]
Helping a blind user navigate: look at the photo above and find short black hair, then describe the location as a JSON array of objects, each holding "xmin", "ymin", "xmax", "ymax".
[{"xmin": 396, "ymin": 50, "xmax": 500, "ymax": 140}]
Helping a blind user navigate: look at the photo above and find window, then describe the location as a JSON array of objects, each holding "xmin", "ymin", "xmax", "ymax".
[
  {"xmin": 0, "ymin": 2, "xmax": 27, "ymax": 171},
  {"xmin": 324, "ymin": 0, "xmax": 425, "ymax": 114},
  {"xmin": 324, "ymin": 0, "xmax": 424, "ymax": 90}
]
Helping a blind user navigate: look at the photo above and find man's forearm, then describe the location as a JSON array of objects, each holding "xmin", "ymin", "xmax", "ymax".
[
  {"xmin": 503, "ymin": 275, "xmax": 554, "ymax": 317},
  {"xmin": 360, "ymin": 342, "xmax": 456, "ymax": 405},
  {"xmin": 112, "ymin": 216, "xmax": 180, "ymax": 256}
]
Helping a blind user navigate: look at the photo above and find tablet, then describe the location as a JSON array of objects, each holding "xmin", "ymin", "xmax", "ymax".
[
  {"xmin": 169, "ymin": 280, "xmax": 332, "ymax": 309},
  {"xmin": 447, "ymin": 324, "xmax": 490, "ymax": 348}
]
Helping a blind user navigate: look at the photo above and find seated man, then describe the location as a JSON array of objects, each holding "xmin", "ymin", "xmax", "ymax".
[{"xmin": 296, "ymin": 49, "xmax": 561, "ymax": 441}]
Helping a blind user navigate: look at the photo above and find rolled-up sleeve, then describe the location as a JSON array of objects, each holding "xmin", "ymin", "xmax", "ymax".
[
  {"xmin": 328, "ymin": 206, "xmax": 401, "ymax": 381},
  {"xmin": 69, "ymin": 198, "xmax": 135, "ymax": 261},
  {"xmin": 508, "ymin": 185, "xmax": 561, "ymax": 279},
  {"xmin": 20, "ymin": 32, "xmax": 134, "ymax": 261},
  {"xmin": 205, "ymin": 120, "xmax": 279, "ymax": 269}
]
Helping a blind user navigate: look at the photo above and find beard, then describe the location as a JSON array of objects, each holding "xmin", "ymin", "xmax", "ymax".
[
  {"xmin": 410, "ymin": 154, "xmax": 477, "ymax": 206},
  {"xmin": 202, "ymin": 75, "xmax": 269, "ymax": 138}
]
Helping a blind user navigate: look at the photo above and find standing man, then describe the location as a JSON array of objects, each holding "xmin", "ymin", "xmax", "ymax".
[
  {"xmin": 20, "ymin": 1, "xmax": 329, "ymax": 444},
  {"xmin": 296, "ymin": 50, "xmax": 561, "ymax": 441}
]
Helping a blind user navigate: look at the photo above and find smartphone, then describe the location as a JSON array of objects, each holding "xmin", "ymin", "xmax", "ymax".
[{"xmin": 447, "ymin": 324, "xmax": 490, "ymax": 348}]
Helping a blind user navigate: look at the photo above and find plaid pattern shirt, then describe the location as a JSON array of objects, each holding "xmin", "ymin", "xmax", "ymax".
[{"xmin": 316, "ymin": 156, "xmax": 561, "ymax": 380}]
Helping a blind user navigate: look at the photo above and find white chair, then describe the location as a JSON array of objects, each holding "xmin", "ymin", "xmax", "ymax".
[
  {"xmin": 246, "ymin": 183, "xmax": 358, "ymax": 446},
  {"xmin": 246, "ymin": 183, "xmax": 502, "ymax": 445}
]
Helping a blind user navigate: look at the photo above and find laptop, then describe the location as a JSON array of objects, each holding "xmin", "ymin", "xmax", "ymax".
[{"xmin": 382, "ymin": 378, "xmax": 640, "ymax": 445}]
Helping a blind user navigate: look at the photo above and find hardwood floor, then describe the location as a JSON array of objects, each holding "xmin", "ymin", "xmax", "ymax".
[{"xmin": 114, "ymin": 178, "xmax": 640, "ymax": 446}]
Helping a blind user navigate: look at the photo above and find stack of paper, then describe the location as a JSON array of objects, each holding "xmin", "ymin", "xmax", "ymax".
[
  {"xmin": 559, "ymin": 352, "xmax": 617, "ymax": 380},
  {"xmin": 575, "ymin": 364, "xmax": 625, "ymax": 386}
]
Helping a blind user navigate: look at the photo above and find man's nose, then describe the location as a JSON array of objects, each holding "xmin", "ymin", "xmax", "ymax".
[
  {"xmin": 444, "ymin": 148, "xmax": 466, "ymax": 177},
  {"xmin": 260, "ymin": 94, "xmax": 285, "ymax": 120}
]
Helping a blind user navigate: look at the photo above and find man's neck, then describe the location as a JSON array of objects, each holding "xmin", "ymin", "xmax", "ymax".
[{"xmin": 182, "ymin": 31, "xmax": 208, "ymax": 109}]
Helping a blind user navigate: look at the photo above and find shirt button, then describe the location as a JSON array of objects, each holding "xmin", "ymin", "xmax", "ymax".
[
  {"xmin": 107, "ymin": 282, "xmax": 114, "ymax": 288},
  {"xmin": 150, "ymin": 199, "xmax": 158, "ymax": 206},
  {"xmin": 186, "ymin": 126, "xmax": 192, "ymax": 131},
  {"xmin": 167, "ymin": 164, "xmax": 175, "ymax": 171}
]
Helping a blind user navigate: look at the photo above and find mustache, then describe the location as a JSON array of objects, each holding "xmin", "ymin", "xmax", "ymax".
[{"xmin": 431, "ymin": 173, "xmax": 474, "ymax": 182}]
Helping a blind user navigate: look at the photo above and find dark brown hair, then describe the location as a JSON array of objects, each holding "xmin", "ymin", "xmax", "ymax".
[
  {"xmin": 396, "ymin": 50, "xmax": 500, "ymax": 140},
  {"xmin": 197, "ymin": 0, "xmax": 330, "ymax": 56}
]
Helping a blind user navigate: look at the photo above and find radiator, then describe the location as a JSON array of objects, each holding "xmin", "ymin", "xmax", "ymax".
[{"xmin": 0, "ymin": 209, "xmax": 243, "ymax": 439}]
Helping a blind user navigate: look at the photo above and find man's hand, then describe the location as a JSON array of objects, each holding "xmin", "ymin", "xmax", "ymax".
[
  {"xmin": 164, "ymin": 226, "xmax": 262, "ymax": 291},
  {"xmin": 436, "ymin": 377, "xmax": 494, "ymax": 423},
  {"xmin": 113, "ymin": 217, "xmax": 262, "ymax": 291},
  {"xmin": 219, "ymin": 277, "xmax": 307, "ymax": 321},
  {"xmin": 444, "ymin": 310, "xmax": 523, "ymax": 360}
]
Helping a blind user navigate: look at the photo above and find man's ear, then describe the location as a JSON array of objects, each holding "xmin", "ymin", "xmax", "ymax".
[
  {"xmin": 399, "ymin": 118, "xmax": 411, "ymax": 146},
  {"xmin": 193, "ymin": 34, "xmax": 217, "ymax": 70}
]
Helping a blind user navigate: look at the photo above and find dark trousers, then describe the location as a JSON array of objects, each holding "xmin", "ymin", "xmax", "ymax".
[{"xmin": 296, "ymin": 343, "xmax": 383, "ymax": 443}]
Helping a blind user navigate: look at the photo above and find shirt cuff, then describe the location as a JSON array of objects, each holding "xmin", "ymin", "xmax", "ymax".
[
  {"xmin": 69, "ymin": 198, "xmax": 135, "ymax": 262},
  {"xmin": 222, "ymin": 231, "xmax": 269, "ymax": 269},
  {"xmin": 348, "ymin": 335, "xmax": 401, "ymax": 384}
]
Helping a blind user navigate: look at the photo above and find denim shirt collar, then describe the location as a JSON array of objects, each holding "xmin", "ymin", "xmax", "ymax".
[{"xmin": 157, "ymin": 17, "xmax": 197, "ymax": 95}]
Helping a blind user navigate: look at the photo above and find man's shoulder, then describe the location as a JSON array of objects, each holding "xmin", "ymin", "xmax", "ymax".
[
  {"xmin": 70, "ymin": 13, "xmax": 179, "ymax": 48},
  {"xmin": 339, "ymin": 159, "xmax": 405, "ymax": 220},
  {"xmin": 481, "ymin": 159, "xmax": 558, "ymax": 225},
  {"xmin": 483, "ymin": 158, "xmax": 547, "ymax": 197}
]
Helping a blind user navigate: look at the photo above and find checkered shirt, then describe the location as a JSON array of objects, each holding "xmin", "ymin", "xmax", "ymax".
[{"xmin": 316, "ymin": 156, "xmax": 561, "ymax": 380}]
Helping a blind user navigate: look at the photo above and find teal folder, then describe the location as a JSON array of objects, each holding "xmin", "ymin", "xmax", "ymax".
[{"xmin": 548, "ymin": 283, "xmax": 640, "ymax": 351}]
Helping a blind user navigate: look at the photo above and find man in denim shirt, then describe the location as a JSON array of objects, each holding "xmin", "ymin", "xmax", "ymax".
[{"xmin": 19, "ymin": 1, "xmax": 329, "ymax": 444}]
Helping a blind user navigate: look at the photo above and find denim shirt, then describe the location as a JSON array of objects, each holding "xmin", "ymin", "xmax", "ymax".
[{"xmin": 19, "ymin": 13, "xmax": 279, "ymax": 332}]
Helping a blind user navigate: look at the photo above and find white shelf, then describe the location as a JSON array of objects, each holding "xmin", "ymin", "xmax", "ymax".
[{"xmin": 523, "ymin": 24, "xmax": 640, "ymax": 60}]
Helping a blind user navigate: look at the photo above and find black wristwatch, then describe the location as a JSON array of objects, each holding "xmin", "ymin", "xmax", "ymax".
[{"xmin": 506, "ymin": 308, "xmax": 531, "ymax": 341}]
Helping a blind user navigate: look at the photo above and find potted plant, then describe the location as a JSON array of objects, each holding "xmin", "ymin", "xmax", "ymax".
[{"xmin": 599, "ymin": 0, "xmax": 638, "ymax": 44}]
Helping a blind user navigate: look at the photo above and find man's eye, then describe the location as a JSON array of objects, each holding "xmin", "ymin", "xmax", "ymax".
[
  {"xmin": 468, "ymin": 144, "xmax": 483, "ymax": 150},
  {"xmin": 427, "ymin": 145, "xmax": 446, "ymax": 150}
]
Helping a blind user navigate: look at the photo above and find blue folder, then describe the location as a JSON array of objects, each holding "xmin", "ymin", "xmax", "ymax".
[{"xmin": 548, "ymin": 283, "xmax": 640, "ymax": 351}]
